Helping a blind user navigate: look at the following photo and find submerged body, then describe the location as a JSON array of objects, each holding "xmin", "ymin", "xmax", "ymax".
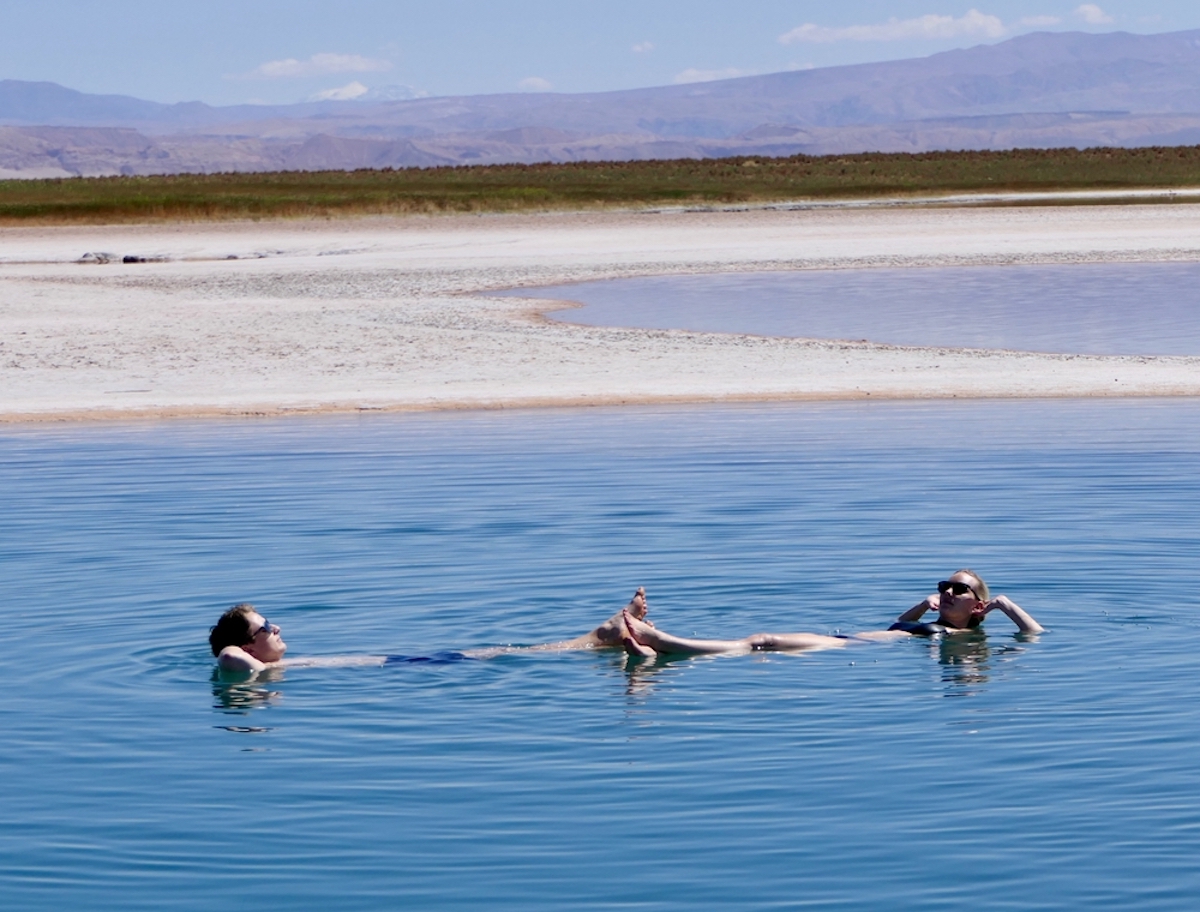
[
  {"xmin": 621, "ymin": 570, "xmax": 1043, "ymax": 658},
  {"xmin": 209, "ymin": 571, "xmax": 1040, "ymax": 671},
  {"xmin": 210, "ymin": 588, "xmax": 652, "ymax": 674}
]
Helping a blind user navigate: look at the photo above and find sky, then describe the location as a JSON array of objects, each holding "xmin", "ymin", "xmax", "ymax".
[{"xmin": 3, "ymin": 1, "xmax": 1199, "ymax": 107}]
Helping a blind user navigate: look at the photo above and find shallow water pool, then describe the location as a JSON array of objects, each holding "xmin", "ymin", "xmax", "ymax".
[
  {"xmin": 526, "ymin": 262, "xmax": 1200, "ymax": 354},
  {"xmin": 3, "ymin": 400, "xmax": 1200, "ymax": 910}
]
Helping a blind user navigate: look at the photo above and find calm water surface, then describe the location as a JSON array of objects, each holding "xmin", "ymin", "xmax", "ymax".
[
  {"xmin": 4, "ymin": 400, "xmax": 1200, "ymax": 910},
  {"xmin": 526, "ymin": 262, "xmax": 1200, "ymax": 354}
]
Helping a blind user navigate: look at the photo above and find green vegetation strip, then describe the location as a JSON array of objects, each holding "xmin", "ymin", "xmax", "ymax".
[{"xmin": 3, "ymin": 146, "xmax": 1200, "ymax": 223}]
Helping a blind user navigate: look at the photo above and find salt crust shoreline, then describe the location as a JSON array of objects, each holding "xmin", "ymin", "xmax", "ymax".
[{"xmin": 3, "ymin": 203, "xmax": 1200, "ymax": 423}]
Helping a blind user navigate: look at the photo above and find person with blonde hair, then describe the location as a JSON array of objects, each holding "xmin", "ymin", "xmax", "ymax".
[{"xmin": 619, "ymin": 570, "xmax": 1042, "ymax": 658}]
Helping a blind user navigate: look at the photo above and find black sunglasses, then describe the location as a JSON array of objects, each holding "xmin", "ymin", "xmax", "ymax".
[
  {"xmin": 937, "ymin": 580, "xmax": 979, "ymax": 598},
  {"xmin": 248, "ymin": 618, "xmax": 273, "ymax": 639}
]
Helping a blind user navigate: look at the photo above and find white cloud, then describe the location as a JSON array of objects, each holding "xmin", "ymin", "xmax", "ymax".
[
  {"xmin": 361, "ymin": 84, "xmax": 430, "ymax": 101},
  {"xmin": 1019, "ymin": 15, "xmax": 1062, "ymax": 27},
  {"xmin": 673, "ymin": 67, "xmax": 749, "ymax": 84},
  {"xmin": 632, "ymin": 42, "xmax": 654, "ymax": 53},
  {"xmin": 1075, "ymin": 4, "xmax": 1114, "ymax": 24},
  {"xmin": 309, "ymin": 81, "xmax": 369, "ymax": 101},
  {"xmin": 519, "ymin": 76, "xmax": 553, "ymax": 91},
  {"xmin": 247, "ymin": 53, "xmax": 392, "ymax": 79},
  {"xmin": 780, "ymin": 9, "xmax": 1006, "ymax": 44}
]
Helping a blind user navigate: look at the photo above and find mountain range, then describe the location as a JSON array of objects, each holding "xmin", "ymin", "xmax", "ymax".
[{"xmin": 4, "ymin": 28, "xmax": 1200, "ymax": 178}]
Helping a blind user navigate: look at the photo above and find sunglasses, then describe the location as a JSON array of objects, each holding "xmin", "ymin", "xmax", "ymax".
[
  {"xmin": 937, "ymin": 580, "xmax": 979, "ymax": 598},
  {"xmin": 248, "ymin": 618, "xmax": 273, "ymax": 639}
]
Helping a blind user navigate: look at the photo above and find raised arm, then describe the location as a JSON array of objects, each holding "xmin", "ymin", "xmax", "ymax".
[
  {"xmin": 895, "ymin": 594, "xmax": 940, "ymax": 624},
  {"xmin": 983, "ymin": 595, "xmax": 1044, "ymax": 633},
  {"xmin": 217, "ymin": 645, "xmax": 269, "ymax": 673}
]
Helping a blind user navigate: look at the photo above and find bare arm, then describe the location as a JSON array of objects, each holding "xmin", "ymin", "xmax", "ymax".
[
  {"xmin": 218, "ymin": 651, "xmax": 396, "ymax": 671},
  {"xmin": 217, "ymin": 645, "xmax": 268, "ymax": 673},
  {"xmin": 895, "ymin": 594, "xmax": 940, "ymax": 624},
  {"xmin": 983, "ymin": 595, "xmax": 1044, "ymax": 633}
]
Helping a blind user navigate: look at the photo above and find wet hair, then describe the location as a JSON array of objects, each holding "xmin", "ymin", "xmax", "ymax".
[
  {"xmin": 208, "ymin": 603, "xmax": 257, "ymax": 656},
  {"xmin": 954, "ymin": 569, "xmax": 990, "ymax": 601}
]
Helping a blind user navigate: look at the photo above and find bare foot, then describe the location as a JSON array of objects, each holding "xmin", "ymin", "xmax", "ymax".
[
  {"xmin": 627, "ymin": 587, "xmax": 649, "ymax": 621},
  {"xmin": 622, "ymin": 608, "xmax": 657, "ymax": 657},
  {"xmin": 566, "ymin": 588, "xmax": 651, "ymax": 648}
]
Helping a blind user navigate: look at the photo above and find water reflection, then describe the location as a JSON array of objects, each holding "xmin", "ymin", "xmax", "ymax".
[
  {"xmin": 928, "ymin": 631, "xmax": 991, "ymax": 695},
  {"xmin": 620, "ymin": 651, "xmax": 690, "ymax": 699},
  {"xmin": 617, "ymin": 633, "xmax": 1035, "ymax": 700},
  {"xmin": 11, "ymin": 402, "xmax": 1200, "ymax": 910},
  {"xmin": 211, "ymin": 669, "xmax": 283, "ymax": 718},
  {"xmin": 524, "ymin": 262, "xmax": 1200, "ymax": 356},
  {"xmin": 927, "ymin": 633, "xmax": 1037, "ymax": 697}
]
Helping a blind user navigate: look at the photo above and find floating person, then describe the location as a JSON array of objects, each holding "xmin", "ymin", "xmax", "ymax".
[
  {"xmin": 209, "ymin": 588, "xmax": 653, "ymax": 673},
  {"xmin": 888, "ymin": 568, "xmax": 1041, "ymax": 635},
  {"xmin": 619, "ymin": 569, "xmax": 1043, "ymax": 658}
]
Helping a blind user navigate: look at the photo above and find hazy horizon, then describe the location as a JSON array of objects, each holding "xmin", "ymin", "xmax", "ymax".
[{"xmin": 3, "ymin": 2, "xmax": 1198, "ymax": 107}]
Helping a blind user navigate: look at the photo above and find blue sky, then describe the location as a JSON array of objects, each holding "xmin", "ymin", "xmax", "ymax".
[{"xmin": 4, "ymin": 1, "xmax": 1198, "ymax": 106}]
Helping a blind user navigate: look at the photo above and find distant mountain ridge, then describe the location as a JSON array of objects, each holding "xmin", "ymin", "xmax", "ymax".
[
  {"xmin": 4, "ymin": 29, "xmax": 1200, "ymax": 178},
  {"xmin": 0, "ymin": 80, "xmax": 350, "ymax": 129}
]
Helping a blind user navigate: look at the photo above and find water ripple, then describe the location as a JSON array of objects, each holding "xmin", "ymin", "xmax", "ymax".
[{"xmin": 4, "ymin": 400, "xmax": 1200, "ymax": 909}]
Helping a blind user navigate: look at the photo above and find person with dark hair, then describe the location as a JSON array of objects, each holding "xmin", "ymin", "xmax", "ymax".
[
  {"xmin": 619, "ymin": 570, "xmax": 1042, "ymax": 658},
  {"xmin": 211, "ymin": 588, "xmax": 654, "ymax": 673},
  {"xmin": 209, "ymin": 603, "xmax": 288, "ymax": 672}
]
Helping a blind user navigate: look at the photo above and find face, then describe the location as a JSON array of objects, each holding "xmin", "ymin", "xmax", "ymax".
[
  {"xmin": 242, "ymin": 612, "xmax": 287, "ymax": 662},
  {"xmin": 936, "ymin": 572, "xmax": 983, "ymax": 629}
]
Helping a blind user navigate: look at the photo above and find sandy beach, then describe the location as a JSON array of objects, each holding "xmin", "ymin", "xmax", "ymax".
[{"xmin": 3, "ymin": 202, "xmax": 1200, "ymax": 422}]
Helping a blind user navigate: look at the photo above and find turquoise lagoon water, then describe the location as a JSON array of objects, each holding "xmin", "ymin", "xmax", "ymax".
[
  {"xmin": 527, "ymin": 262, "xmax": 1200, "ymax": 354},
  {"xmin": 4, "ymin": 399, "xmax": 1200, "ymax": 910}
]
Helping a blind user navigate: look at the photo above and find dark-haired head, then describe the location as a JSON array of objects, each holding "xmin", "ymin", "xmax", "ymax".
[{"xmin": 208, "ymin": 603, "xmax": 257, "ymax": 657}]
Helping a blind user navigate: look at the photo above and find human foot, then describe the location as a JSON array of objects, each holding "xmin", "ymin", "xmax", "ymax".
[
  {"xmin": 622, "ymin": 608, "xmax": 657, "ymax": 657},
  {"xmin": 627, "ymin": 586, "xmax": 648, "ymax": 620},
  {"xmin": 581, "ymin": 588, "xmax": 651, "ymax": 647}
]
